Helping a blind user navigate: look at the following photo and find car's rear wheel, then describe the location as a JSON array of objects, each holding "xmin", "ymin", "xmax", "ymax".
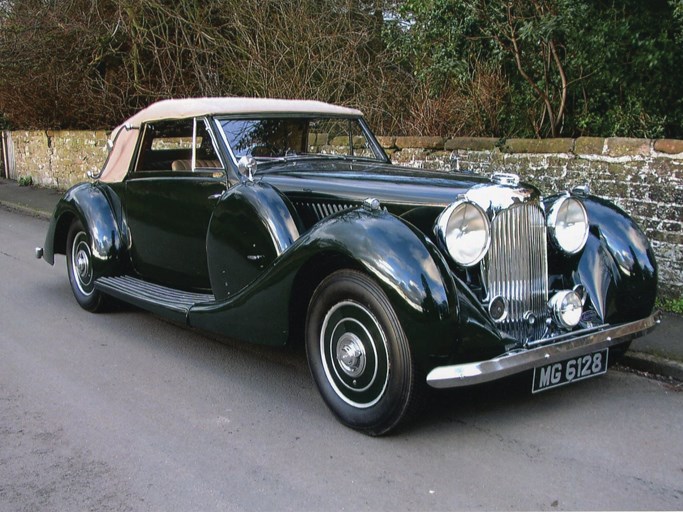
[
  {"xmin": 305, "ymin": 270, "xmax": 417, "ymax": 436},
  {"xmin": 66, "ymin": 219, "xmax": 105, "ymax": 312}
]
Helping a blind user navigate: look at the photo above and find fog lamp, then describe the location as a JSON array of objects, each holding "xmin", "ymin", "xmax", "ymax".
[{"xmin": 549, "ymin": 290, "xmax": 583, "ymax": 329}]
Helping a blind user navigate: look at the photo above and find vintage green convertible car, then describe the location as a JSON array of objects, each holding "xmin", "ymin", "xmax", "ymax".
[{"xmin": 38, "ymin": 98, "xmax": 659, "ymax": 435}]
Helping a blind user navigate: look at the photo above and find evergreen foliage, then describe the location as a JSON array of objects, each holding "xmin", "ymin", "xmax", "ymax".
[{"xmin": 392, "ymin": 0, "xmax": 683, "ymax": 137}]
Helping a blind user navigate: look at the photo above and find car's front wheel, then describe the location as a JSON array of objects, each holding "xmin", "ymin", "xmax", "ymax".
[
  {"xmin": 66, "ymin": 219, "xmax": 105, "ymax": 312},
  {"xmin": 305, "ymin": 270, "xmax": 418, "ymax": 435}
]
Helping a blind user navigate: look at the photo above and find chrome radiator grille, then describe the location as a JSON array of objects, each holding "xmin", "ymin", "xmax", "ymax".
[{"xmin": 485, "ymin": 203, "xmax": 548, "ymax": 342}]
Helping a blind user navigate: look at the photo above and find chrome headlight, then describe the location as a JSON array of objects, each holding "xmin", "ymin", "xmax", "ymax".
[
  {"xmin": 435, "ymin": 200, "xmax": 491, "ymax": 267},
  {"xmin": 547, "ymin": 196, "xmax": 589, "ymax": 254}
]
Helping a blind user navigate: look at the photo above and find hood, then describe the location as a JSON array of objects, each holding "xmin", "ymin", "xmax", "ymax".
[{"xmin": 260, "ymin": 159, "xmax": 542, "ymax": 212}]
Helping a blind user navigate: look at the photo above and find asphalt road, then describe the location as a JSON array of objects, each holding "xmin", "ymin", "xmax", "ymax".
[{"xmin": 1, "ymin": 207, "xmax": 682, "ymax": 511}]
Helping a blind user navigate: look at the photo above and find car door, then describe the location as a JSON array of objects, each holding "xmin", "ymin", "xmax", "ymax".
[{"xmin": 124, "ymin": 117, "xmax": 227, "ymax": 292}]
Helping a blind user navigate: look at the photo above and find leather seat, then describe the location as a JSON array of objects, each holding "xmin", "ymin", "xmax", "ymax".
[{"xmin": 171, "ymin": 159, "xmax": 220, "ymax": 171}]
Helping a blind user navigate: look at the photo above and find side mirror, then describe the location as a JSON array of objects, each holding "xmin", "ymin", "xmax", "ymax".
[{"xmin": 238, "ymin": 155, "xmax": 257, "ymax": 182}]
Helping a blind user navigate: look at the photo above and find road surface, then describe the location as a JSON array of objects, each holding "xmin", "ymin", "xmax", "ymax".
[{"xmin": 1, "ymin": 207, "xmax": 682, "ymax": 511}]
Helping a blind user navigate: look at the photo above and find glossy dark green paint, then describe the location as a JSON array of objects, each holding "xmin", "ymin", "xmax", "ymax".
[
  {"xmin": 580, "ymin": 196, "xmax": 657, "ymax": 322},
  {"xmin": 193, "ymin": 206, "xmax": 495, "ymax": 373},
  {"xmin": 124, "ymin": 172, "xmax": 227, "ymax": 291},
  {"xmin": 43, "ymin": 182, "xmax": 127, "ymax": 280},
  {"xmin": 207, "ymin": 180, "xmax": 301, "ymax": 299},
  {"xmin": 544, "ymin": 194, "xmax": 657, "ymax": 324},
  {"xmin": 261, "ymin": 161, "xmax": 491, "ymax": 212}
]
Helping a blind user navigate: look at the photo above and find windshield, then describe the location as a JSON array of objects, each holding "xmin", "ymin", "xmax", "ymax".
[{"xmin": 218, "ymin": 116, "xmax": 385, "ymax": 164}]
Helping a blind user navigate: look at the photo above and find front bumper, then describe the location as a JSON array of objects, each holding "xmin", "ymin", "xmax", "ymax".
[{"xmin": 426, "ymin": 312, "xmax": 661, "ymax": 389}]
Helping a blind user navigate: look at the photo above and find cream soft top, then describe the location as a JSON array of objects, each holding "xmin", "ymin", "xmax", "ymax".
[{"xmin": 99, "ymin": 97, "xmax": 363, "ymax": 182}]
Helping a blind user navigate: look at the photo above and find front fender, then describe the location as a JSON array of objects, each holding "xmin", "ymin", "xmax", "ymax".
[
  {"xmin": 550, "ymin": 195, "xmax": 658, "ymax": 323},
  {"xmin": 190, "ymin": 207, "xmax": 464, "ymax": 366},
  {"xmin": 293, "ymin": 208, "xmax": 514, "ymax": 369},
  {"xmin": 302, "ymin": 207, "xmax": 456, "ymax": 320},
  {"xmin": 43, "ymin": 182, "xmax": 126, "ymax": 278}
]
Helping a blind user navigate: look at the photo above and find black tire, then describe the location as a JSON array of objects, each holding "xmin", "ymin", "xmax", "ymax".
[
  {"xmin": 305, "ymin": 270, "xmax": 417, "ymax": 436},
  {"xmin": 66, "ymin": 219, "xmax": 105, "ymax": 312}
]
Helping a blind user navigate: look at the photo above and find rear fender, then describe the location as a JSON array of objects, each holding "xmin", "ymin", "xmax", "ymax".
[{"xmin": 43, "ymin": 183, "xmax": 127, "ymax": 277}]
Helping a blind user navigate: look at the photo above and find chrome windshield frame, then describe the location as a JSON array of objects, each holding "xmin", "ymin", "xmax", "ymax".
[{"xmin": 214, "ymin": 113, "xmax": 389, "ymax": 169}]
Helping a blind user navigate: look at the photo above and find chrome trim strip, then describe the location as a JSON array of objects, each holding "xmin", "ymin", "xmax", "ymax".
[
  {"xmin": 426, "ymin": 312, "xmax": 661, "ymax": 389},
  {"xmin": 191, "ymin": 117, "xmax": 197, "ymax": 171},
  {"xmin": 199, "ymin": 117, "xmax": 228, "ymax": 172}
]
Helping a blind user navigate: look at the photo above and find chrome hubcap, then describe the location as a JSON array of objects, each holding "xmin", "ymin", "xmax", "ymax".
[
  {"xmin": 320, "ymin": 300, "xmax": 390, "ymax": 408},
  {"xmin": 76, "ymin": 250, "xmax": 90, "ymax": 280},
  {"xmin": 336, "ymin": 332, "xmax": 366, "ymax": 377},
  {"xmin": 71, "ymin": 232, "xmax": 93, "ymax": 296}
]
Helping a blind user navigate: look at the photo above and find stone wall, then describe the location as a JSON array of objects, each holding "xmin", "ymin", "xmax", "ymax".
[
  {"xmin": 10, "ymin": 130, "xmax": 108, "ymax": 189},
  {"xmin": 6, "ymin": 130, "xmax": 683, "ymax": 298}
]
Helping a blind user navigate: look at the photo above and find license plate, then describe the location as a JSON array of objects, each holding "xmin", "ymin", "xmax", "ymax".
[{"xmin": 532, "ymin": 349, "xmax": 609, "ymax": 393}]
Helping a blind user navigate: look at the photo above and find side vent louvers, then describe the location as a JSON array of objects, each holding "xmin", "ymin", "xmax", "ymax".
[{"xmin": 295, "ymin": 201, "xmax": 355, "ymax": 222}]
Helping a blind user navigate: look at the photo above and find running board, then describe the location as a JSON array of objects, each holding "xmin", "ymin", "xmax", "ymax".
[{"xmin": 95, "ymin": 275, "xmax": 215, "ymax": 322}]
